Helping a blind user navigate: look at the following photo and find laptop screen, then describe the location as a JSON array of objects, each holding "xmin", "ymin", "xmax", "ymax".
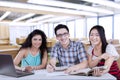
[{"xmin": 0, "ymin": 54, "xmax": 34, "ymax": 77}]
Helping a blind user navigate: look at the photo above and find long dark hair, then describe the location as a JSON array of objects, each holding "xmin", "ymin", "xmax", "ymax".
[
  {"xmin": 20, "ymin": 29, "xmax": 47, "ymax": 58},
  {"xmin": 89, "ymin": 25, "xmax": 108, "ymax": 53}
]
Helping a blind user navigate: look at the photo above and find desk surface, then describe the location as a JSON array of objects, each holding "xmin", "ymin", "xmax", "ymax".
[{"xmin": 0, "ymin": 70, "xmax": 116, "ymax": 80}]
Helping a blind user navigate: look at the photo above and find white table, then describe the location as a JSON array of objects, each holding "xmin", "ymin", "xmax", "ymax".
[{"xmin": 0, "ymin": 70, "xmax": 116, "ymax": 80}]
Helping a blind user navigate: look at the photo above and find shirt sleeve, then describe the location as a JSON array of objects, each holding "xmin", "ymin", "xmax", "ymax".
[
  {"xmin": 77, "ymin": 41, "xmax": 88, "ymax": 62},
  {"xmin": 106, "ymin": 44, "xmax": 120, "ymax": 60},
  {"xmin": 50, "ymin": 43, "xmax": 58, "ymax": 59}
]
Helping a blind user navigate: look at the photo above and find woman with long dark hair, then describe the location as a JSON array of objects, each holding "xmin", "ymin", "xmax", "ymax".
[
  {"xmin": 14, "ymin": 29, "xmax": 48, "ymax": 72},
  {"xmin": 87, "ymin": 25, "xmax": 120, "ymax": 79}
]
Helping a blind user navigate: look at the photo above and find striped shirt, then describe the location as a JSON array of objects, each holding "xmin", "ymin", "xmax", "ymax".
[{"xmin": 50, "ymin": 40, "xmax": 87, "ymax": 66}]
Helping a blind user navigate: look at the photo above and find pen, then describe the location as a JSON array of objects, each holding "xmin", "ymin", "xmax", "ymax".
[
  {"xmin": 24, "ymin": 59, "xmax": 35, "ymax": 72},
  {"xmin": 49, "ymin": 63, "xmax": 55, "ymax": 70},
  {"xmin": 24, "ymin": 59, "xmax": 29, "ymax": 65},
  {"xmin": 49, "ymin": 63, "xmax": 54, "ymax": 67}
]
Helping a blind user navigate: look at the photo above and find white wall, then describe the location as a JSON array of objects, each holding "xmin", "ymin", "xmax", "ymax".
[{"xmin": 9, "ymin": 26, "xmax": 31, "ymax": 44}]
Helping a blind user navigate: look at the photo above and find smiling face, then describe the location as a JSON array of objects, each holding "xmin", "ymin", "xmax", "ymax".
[
  {"xmin": 56, "ymin": 28, "xmax": 70, "ymax": 47},
  {"xmin": 89, "ymin": 29, "xmax": 101, "ymax": 46},
  {"xmin": 31, "ymin": 35, "xmax": 42, "ymax": 49}
]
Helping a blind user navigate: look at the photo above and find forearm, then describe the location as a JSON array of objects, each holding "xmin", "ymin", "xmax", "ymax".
[
  {"xmin": 103, "ymin": 56, "xmax": 114, "ymax": 73},
  {"xmin": 49, "ymin": 58, "xmax": 57, "ymax": 66},
  {"xmin": 65, "ymin": 60, "xmax": 88, "ymax": 73},
  {"xmin": 14, "ymin": 56, "xmax": 22, "ymax": 66},
  {"xmin": 89, "ymin": 56, "xmax": 101, "ymax": 68},
  {"xmin": 46, "ymin": 58, "xmax": 57, "ymax": 72},
  {"xmin": 75, "ymin": 60, "xmax": 88, "ymax": 70},
  {"xmin": 94, "ymin": 56, "xmax": 115, "ymax": 76}
]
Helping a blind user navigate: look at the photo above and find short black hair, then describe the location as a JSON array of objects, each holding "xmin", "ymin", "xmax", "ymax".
[{"xmin": 54, "ymin": 24, "xmax": 69, "ymax": 35}]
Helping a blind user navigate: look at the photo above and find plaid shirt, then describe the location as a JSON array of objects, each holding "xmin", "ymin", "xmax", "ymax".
[{"xmin": 50, "ymin": 40, "xmax": 87, "ymax": 66}]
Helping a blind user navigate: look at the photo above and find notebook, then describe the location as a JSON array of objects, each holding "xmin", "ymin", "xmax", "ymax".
[
  {"xmin": 69, "ymin": 66, "xmax": 107, "ymax": 76},
  {"xmin": 0, "ymin": 54, "xmax": 34, "ymax": 77}
]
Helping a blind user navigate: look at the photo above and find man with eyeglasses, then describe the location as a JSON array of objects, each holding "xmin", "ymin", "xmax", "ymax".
[{"xmin": 46, "ymin": 24, "xmax": 88, "ymax": 73}]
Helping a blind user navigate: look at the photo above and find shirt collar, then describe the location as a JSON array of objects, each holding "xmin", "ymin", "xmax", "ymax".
[{"xmin": 58, "ymin": 39, "xmax": 72, "ymax": 49}]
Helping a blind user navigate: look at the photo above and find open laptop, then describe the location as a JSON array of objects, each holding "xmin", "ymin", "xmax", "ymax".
[{"xmin": 0, "ymin": 54, "xmax": 34, "ymax": 77}]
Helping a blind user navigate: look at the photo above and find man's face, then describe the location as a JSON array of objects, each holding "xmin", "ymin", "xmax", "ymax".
[{"xmin": 56, "ymin": 28, "xmax": 70, "ymax": 46}]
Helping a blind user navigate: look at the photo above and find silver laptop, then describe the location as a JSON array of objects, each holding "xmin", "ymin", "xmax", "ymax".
[{"xmin": 0, "ymin": 54, "xmax": 34, "ymax": 77}]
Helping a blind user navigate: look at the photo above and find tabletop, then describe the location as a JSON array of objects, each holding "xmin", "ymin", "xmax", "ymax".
[{"xmin": 0, "ymin": 69, "xmax": 116, "ymax": 80}]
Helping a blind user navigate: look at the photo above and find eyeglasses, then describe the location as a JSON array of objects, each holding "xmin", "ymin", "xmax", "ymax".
[{"xmin": 56, "ymin": 32, "xmax": 69, "ymax": 37}]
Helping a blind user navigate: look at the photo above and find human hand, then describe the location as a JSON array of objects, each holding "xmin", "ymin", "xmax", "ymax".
[
  {"xmin": 46, "ymin": 63, "xmax": 55, "ymax": 73},
  {"xmin": 93, "ymin": 68, "xmax": 104, "ymax": 77},
  {"xmin": 25, "ymin": 66, "xmax": 33, "ymax": 72},
  {"xmin": 65, "ymin": 66, "xmax": 78, "ymax": 74}
]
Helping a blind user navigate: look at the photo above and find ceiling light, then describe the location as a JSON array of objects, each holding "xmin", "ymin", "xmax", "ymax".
[
  {"xmin": 83, "ymin": 0, "xmax": 120, "ymax": 9},
  {"xmin": 9, "ymin": 22, "xmax": 37, "ymax": 26},
  {"xmin": 0, "ymin": 11, "xmax": 11, "ymax": 21},
  {"xmin": 13, "ymin": 13, "xmax": 35, "ymax": 22},
  {"xmin": 0, "ymin": 1, "xmax": 97, "ymax": 16},
  {"xmin": 26, "ymin": 15, "xmax": 55, "ymax": 23},
  {"xmin": 38, "ymin": 16, "xmax": 77, "ymax": 24},
  {"xmin": 28, "ymin": 0, "xmax": 113, "ymax": 14}
]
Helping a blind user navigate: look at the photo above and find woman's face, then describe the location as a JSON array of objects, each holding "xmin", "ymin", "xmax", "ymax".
[
  {"xmin": 32, "ymin": 35, "xmax": 42, "ymax": 48},
  {"xmin": 89, "ymin": 29, "xmax": 101, "ymax": 46}
]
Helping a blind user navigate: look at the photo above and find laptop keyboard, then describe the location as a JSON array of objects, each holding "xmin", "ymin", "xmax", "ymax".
[
  {"xmin": 16, "ymin": 69, "xmax": 29, "ymax": 75},
  {"xmin": 17, "ymin": 72, "xmax": 24, "ymax": 75}
]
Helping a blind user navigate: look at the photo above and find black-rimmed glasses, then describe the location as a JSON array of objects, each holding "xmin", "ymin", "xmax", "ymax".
[{"xmin": 56, "ymin": 32, "xmax": 69, "ymax": 37}]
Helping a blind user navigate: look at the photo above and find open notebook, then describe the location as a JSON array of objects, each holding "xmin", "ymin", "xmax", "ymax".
[
  {"xmin": 69, "ymin": 66, "xmax": 107, "ymax": 76},
  {"xmin": 46, "ymin": 66, "xmax": 107, "ymax": 76}
]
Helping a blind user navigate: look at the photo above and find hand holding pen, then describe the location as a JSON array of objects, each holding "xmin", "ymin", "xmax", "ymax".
[
  {"xmin": 24, "ymin": 59, "xmax": 34, "ymax": 72},
  {"xmin": 24, "ymin": 66, "xmax": 33, "ymax": 72},
  {"xmin": 46, "ymin": 62, "xmax": 55, "ymax": 73}
]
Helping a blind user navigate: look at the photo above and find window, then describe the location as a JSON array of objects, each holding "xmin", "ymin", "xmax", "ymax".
[
  {"xmin": 67, "ymin": 21, "xmax": 75, "ymax": 38},
  {"xmin": 43, "ymin": 24, "xmax": 49, "ymax": 37},
  {"xmin": 99, "ymin": 16, "xmax": 113, "ymax": 40},
  {"xmin": 87, "ymin": 17, "xmax": 98, "ymax": 38},
  {"xmin": 75, "ymin": 19, "xmax": 85, "ymax": 39},
  {"xmin": 48, "ymin": 23, "xmax": 54, "ymax": 38},
  {"xmin": 114, "ymin": 14, "xmax": 120, "ymax": 41}
]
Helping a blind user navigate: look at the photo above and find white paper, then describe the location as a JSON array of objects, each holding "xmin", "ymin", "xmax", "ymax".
[{"xmin": 46, "ymin": 71, "xmax": 68, "ymax": 76}]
